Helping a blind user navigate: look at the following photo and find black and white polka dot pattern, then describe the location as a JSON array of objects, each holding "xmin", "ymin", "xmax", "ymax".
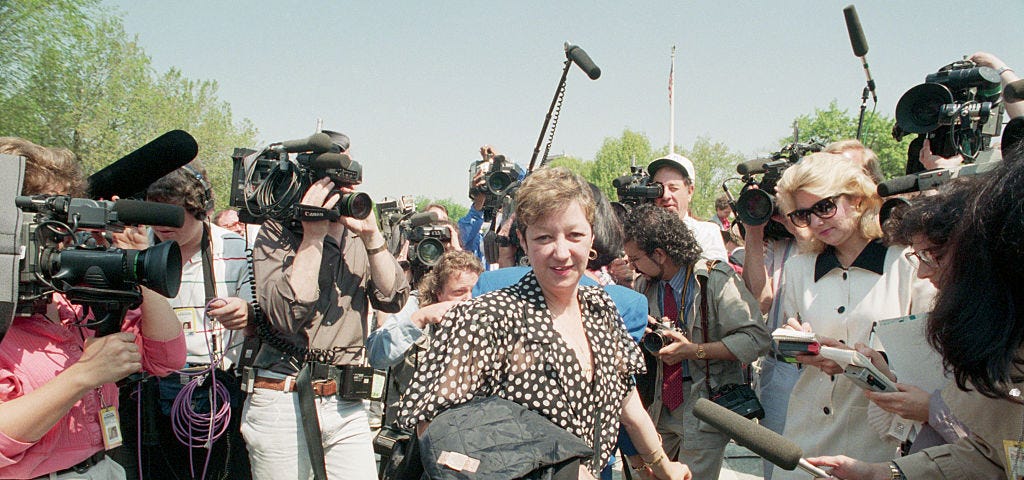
[{"xmin": 397, "ymin": 271, "xmax": 644, "ymax": 475}]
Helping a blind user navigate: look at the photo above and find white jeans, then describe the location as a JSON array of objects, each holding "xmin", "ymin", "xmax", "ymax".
[{"xmin": 240, "ymin": 387, "xmax": 377, "ymax": 479}]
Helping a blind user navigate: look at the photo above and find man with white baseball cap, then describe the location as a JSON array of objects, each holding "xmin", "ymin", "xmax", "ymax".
[{"xmin": 647, "ymin": 153, "xmax": 729, "ymax": 262}]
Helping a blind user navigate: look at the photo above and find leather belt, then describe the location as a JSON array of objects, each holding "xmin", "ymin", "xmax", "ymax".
[
  {"xmin": 253, "ymin": 376, "xmax": 338, "ymax": 396},
  {"xmin": 51, "ymin": 450, "xmax": 106, "ymax": 476}
]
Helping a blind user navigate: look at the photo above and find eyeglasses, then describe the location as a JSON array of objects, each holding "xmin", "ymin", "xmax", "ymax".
[
  {"xmin": 905, "ymin": 247, "xmax": 943, "ymax": 269},
  {"xmin": 626, "ymin": 252, "xmax": 649, "ymax": 267},
  {"xmin": 787, "ymin": 196, "xmax": 840, "ymax": 228}
]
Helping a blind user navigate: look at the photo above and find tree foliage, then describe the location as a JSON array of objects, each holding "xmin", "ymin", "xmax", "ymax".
[
  {"xmin": 414, "ymin": 197, "xmax": 469, "ymax": 223},
  {"xmin": 0, "ymin": 0, "xmax": 256, "ymax": 212},
  {"xmin": 784, "ymin": 100, "xmax": 911, "ymax": 179}
]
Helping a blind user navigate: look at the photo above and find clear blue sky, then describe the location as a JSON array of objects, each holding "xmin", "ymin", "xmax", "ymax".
[{"xmin": 110, "ymin": 0, "xmax": 1024, "ymax": 207}]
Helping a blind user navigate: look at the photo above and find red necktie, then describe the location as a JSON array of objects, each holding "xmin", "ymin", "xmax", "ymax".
[{"xmin": 661, "ymin": 283, "xmax": 684, "ymax": 411}]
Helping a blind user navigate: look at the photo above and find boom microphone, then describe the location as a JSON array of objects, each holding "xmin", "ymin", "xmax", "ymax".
[
  {"xmin": 270, "ymin": 132, "xmax": 334, "ymax": 154},
  {"xmin": 843, "ymin": 5, "xmax": 868, "ymax": 57},
  {"xmin": 87, "ymin": 130, "xmax": 199, "ymax": 200},
  {"xmin": 112, "ymin": 200, "xmax": 185, "ymax": 228},
  {"xmin": 565, "ymin": 43, "xmax": 601, "ymax": 80},
  {"xmin": 736, "ymin": 157, "xmax": 773, "ymax": 176},
  {"xmin": 693, "ymin": 399, "xmax": 830, "ymax": 478}
]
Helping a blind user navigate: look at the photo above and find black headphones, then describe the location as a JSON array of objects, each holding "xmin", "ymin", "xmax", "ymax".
[{"xmin": 181, "ymin": 164, "xmax": 215, "ymax": 215}]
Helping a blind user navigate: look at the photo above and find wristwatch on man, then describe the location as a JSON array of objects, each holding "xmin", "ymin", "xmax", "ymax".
[{"xmin": 695, "ymin": 343, "xmax": 707, "ymax": 360}]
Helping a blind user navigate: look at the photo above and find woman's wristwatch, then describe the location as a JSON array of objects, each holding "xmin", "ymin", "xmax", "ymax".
[{"xmin": 888, "ymin": 461, "xmax": 906, "ymax": 480}]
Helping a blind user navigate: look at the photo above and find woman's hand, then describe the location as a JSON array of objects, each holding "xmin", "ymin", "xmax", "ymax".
[
  {"xmin": 806, "ymin": 456, "xmax": 891, "ymax": 480},
  {"xmin": 854, "ymin": 343, "xmax": 895, "ymax": 381},
  {"xmin": 71, "ymin": 332, "xmax": 142, "ymax": 387},
  {"xmin": 410, "ymin": 300, "xmax": 459, "ymax": 329},
  {"xmin": 796, "ymin": 336, "xmax": 846, "ymax": 375},
  {"xmin": 865, "ymin": 383, "xmax": 930, "ymax": 423}
]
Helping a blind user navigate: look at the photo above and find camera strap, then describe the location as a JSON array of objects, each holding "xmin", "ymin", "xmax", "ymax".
[
  {"xmin": 296, "ymin": 362, "xmax": 329, "ymax": 480},
  {"xmin": 701, "ymin": 260, "xmax": 715, "ymax": 394}
]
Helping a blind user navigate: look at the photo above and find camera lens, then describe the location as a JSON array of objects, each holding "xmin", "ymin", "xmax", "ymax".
[
  {"xmin": 133, "ymin": 240, "xmax": 183, "ymax": 298},
  {"xmin": 642, "ymin": 331, "xmax": 667, "ymax": 354},
  {"xmin": 736, "ymin": 189, "xmax": 775, "ymax": 226},
  {"xmin": 414, "ymin": 238, "xmax": 445, "ymax": 267},
  {"xmin": 486, "ymin": 172, "xmax": 514, "ymax": 195},
  {"xmin": 338, "ymin": 192, "xmax": 373, "ymax": 219}
]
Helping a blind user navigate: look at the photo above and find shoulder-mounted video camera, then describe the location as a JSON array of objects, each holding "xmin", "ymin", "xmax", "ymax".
[
  {"xmin": 724, "ymin": 141, "xmax": 824, "ymax": 236},
  {"xmin": 4, "ymin": 159, "xmax": 186, "ymax": 340},
  {"xmin": 611, "ymin": 165, "xmax": 664, "ymax": 214},
  {"xmin": 230, "ymin": 132, "xmax": 373, "ymax": 225},
  {"xmin": 377, "ymin": 195, "xmax": 416, "ymax": 255},
  {"xmin": 894, "ymin": 59, "xmax": 1004, "ymax": 172}
]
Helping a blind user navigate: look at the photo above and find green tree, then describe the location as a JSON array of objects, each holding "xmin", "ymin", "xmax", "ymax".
[
  {"xmin": 414, "ymin": 197, "xmax": 469, "ymax": 223},
  {"xmin": 785, "ymin": 100, "xmax": 911, "ymax": 179},
  {"xmin": 588, "ymin": 130, "xmax": 655, "ymax": 201},
  {"xmin": 0, "ymin": 0, "xmax": 257, "ymax": 212}
]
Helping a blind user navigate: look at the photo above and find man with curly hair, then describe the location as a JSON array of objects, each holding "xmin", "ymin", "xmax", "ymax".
[{"xmin": 622, "ymin": 204, "xmax": 768, "ymax": 479}]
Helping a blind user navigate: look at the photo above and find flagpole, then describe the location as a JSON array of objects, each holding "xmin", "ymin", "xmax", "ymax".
[{"xmin": 668, "ymin": 45, "xmax": 676, "ymax": 154}]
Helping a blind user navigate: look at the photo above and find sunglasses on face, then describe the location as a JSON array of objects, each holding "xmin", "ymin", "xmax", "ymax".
[
  {"xmin": 905, "ymin": 247, "xmax": 943, "ymax": 269},
  {"xmin": 787, "ymin": 196, "xmax": 839, "ymax": 228}
]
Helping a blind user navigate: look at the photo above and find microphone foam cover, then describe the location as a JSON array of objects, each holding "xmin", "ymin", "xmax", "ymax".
[
  {"xmin": 692, "ymin": 398, "xmax": 802, "ymax": 471},
  {"xmin": 113, "ymin": 200, "xmax": 186, "ymax": 228}
]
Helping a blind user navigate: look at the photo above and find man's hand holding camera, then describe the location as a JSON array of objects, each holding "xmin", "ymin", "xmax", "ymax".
[
  {"xmin": 656, "ymin": 326, "xmax": 695, "ymax": 365},
  {"xmin": 70, "ymin": 332, "xmax": 143, "ymax": 387}
]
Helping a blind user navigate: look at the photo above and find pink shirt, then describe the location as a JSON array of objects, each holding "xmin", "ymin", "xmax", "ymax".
[{"xmin": 0, "ymin": 295, "xmax": 186, "ymax": 479}]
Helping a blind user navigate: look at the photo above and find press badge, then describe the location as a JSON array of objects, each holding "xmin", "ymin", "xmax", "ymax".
[
  {"xmin": 1004, "ymin": 440, "xmax": 1024, "ymax": 480},
  {"xmin": 174, "ymin": 307, "xmax": 201, "ymax": 334},
  {"xmin": 99, "ymin": 405, "xmax": 123, "ymax": 449}
]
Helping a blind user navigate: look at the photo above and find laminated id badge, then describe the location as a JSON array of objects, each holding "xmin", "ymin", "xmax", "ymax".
[{"xmin": 99, "ymin": 405, "xmax": 123, "ymax": 449}]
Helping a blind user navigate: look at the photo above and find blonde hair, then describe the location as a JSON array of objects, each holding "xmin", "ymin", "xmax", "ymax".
[
  {"xmin": 416, "ymin": 250, "xmax": 483, "ymax": 305},
  {"xmin": 825, "ymin": 139, "xmax": 884, "ymax": 184},
  {"xmin": 1, "ymin": 137, "xmax": 85, "ymax": 196},
  {"xmin": 514, "ymin": 166, "xmax": 595, "ymax": 234},
  {"xmin": 776, "ymin": 152, "xmax": 882, "ymax": 253}
]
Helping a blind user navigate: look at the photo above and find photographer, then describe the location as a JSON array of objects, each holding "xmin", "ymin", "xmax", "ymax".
[
  {"xmin": 648, "ymin": 154, "xmax": 729, "ymax": 262},
  {"xmin": 242, "ymin": 158, "xmax": 409, "ymax": 480},
  {"xmin": 623, "ymin": 203, "xmax": 768, "ymax": 479},
  {"xmin": 112, "ymin": 164, "xmax": 253, "ymax": 480},
  {"xmin": 458, "ymin": 145, "xmax": 523, "ymax": 267},
  {"xmin": 0, "ymin": 137, "xmax": 186, "ymax": 479},
  {"xmin": 806, "ymin": 148, "xmax": 1024, "ymax": 479}
]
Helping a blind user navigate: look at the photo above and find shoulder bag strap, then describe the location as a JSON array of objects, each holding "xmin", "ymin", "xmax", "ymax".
[{"xmin": 701, "ymin": 260, "xmax": 716, "ymax": 394}]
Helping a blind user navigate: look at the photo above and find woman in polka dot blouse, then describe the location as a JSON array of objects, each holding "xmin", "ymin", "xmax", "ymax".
[{"xmin": 398, "ymin": 167, "xmax": 690, "ymax": 479}]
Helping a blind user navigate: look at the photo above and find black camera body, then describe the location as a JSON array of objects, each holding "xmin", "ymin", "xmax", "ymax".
[
  {"xmin": 730, "ymin": 141, "xmax": 823, "ymax": 231},
  {"xmin": 469, "ymin": 155, "xmax": 523, "ymax": 223},
  {"xmin": 230, "ymin": 132, "xmax": 373, "ymax": 225},
  {"xmin": 406, "ymin": 224, "xmax": 451, "ymax": 269},
  {"xmin": 642, "ymin": 321, "xmax": 679, "ymax": 354},
  {"xmin": 710, "ymin": 383, "xmax": 765, "ymax": 420},
  {"xmin": 13, "ymin": 194, "xmax": 183, "ymax": 337},
  {"xmin": 895, "ymin": 60, "xmax": 1004, "ymax": 170},
  {"xmin": 612, "ymin": 165, "xmax": 664, "ymax": 212}
]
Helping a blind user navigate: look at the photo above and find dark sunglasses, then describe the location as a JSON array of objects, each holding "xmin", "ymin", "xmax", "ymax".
[{"xmin": 787, "ymin": 196, "xmax": 839, "ymax": 227}]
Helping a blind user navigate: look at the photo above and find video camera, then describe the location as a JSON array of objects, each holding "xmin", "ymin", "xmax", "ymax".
[
  {"xmin": 725, "ymin": 141, "xmax": 824, "ymax": 231},
  {"xmin": 377, "ymin": 195, "xmax": 416, "ymax": 255},
  {"xmin": 230, "ymin": 132, "xmax": 373, "ymax": 225},
  {"xmin": 611, "ymin": 165, "xmax": 663, "ymax": 214},
  {"xmin": 894, "ymin": 59, "xmax": 1004, "ymax": 170},
  {"xmin": 469, "ymin": 154, "xmax": 523, "ymax": 223},
  {"xmin": 10, "ymin": 190, "xmax": 184, "ymax": 338}
]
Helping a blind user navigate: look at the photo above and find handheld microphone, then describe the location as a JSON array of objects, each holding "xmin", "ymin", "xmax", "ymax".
[
  {"xmin": 564, "ymin": 43, "xmax": 601, "ymax": 80},
  {"xmin": 87, "ymin": 130, "xmax": 199, "ymax": 200},
  {"xmin": 407, "ymin": 211, "xmax": 439, "ymax": 228},
  {"xmin": 843, "ymin": 5, "xmax": 877, "ymax": 103},
  {"xmin": 270, "ymin": 132, "xmax": 334, "ymax": 154},
  {"xmin": 692, "ymin": 399, "xmax": 831, "ymax": 478},
  {"xmin": 112, "ymin": 200, "xmax": 185, "ymax": 228}
]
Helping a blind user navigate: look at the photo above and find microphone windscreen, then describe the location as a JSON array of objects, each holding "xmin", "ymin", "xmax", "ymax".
[
  {"xmin": 566, "ymin": 44, "xmax": 601, "ymax": 80},
  {"xmin": 843, "ymin": 5, "xmax": 868, "ymax": 57},
  {"xmin": 113, "ymin": 200, "xmax": 185, "ymax": 228},
  {"xmin": 692, "ymin": 398, "xmax": 802, "ymax": 471},
  {"xmin": 1004, "ymin": 79, "xmax": 1024, "ymax": 103},
  {"xmin": 87, "ymin": 130, "xmax": 199, "ymax": 200},
  {"xmin": 408, "ymin": 211, "xmax": 439, "ymax": 228},
  {"xmin": 737, "ymin": 158, "xmax": 772, "ymax": 175},
  {"xmin": 276, "ymin": 133, "xmax": 334, "ymax": 154},
  {"xmin": 877, "ymin": 174, "xmax": 920, "ymax": 197},
  {"xmin": 305, "ymin": 152, "xmax": 354, "ymax": 171}
]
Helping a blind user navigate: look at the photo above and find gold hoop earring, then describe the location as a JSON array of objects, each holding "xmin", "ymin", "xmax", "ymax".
[{"xmin": 589, "ymin": 249, "xmax": 599, "ymax": 260}]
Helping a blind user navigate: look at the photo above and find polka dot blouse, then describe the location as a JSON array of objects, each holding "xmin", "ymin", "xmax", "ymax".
[{"xmin": 397, "ymin": 271, "xmax": 644, "ymax": 475}]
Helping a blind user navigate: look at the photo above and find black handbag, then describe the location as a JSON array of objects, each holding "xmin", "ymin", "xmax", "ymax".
[
  {"xmin": 374, "ymin": 424, "xmax": 424, "ymax": 480},
  {"xmin": 699, "ymin": 261, "xmax": 765, "ymax": 420}
]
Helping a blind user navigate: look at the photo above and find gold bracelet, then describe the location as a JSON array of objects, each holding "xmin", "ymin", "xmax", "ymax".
[
  {"xmin": 639, "ymin": 448, "xmax": 665, "ymax": 465},
  {"xmin": 365, "ymin": 242, "xmax": 388, "ymax": 255},
  {"xmin": 646, "ymin": 450, "xmax": 666, "ymax": 468}
]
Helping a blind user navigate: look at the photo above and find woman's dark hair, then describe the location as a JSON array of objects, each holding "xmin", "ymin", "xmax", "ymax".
[
  {"xmin": 587, "ymin": 183, "xmax": 624, "ymax": 270},
  {"xmin": 146, "ymin": 163, "xmax": 211, "ymax": 220},
  {"xmin": 885, "ymin": 177, "xmax": 977, "ymax": 249},
  {"xmin": 622, "ymin": 204, "xmax": 702, "ymax": 268},
  {"xmin": 928, "ymin": 153, "xmax": 1024, "ymax": 402}
]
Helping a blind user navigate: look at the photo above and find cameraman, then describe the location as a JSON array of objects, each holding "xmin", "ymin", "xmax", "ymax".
[
  {"xmin": 0, "ymin": 137, "xmax": 186, "ymax": 479},
  {"xmin": 623, "ymin": 204, "xmax": 768, "ymax": 479},
  {"xmin": 648, "ymin": 154, "xmax": 729, "ymax": 262},
  {"xmin": 458, "ymin": 145, "xmax": 523, "ymax": 267},
  {"xmin": 242, "ymin": 160, "xmax": 409, "ymax": 478}
]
